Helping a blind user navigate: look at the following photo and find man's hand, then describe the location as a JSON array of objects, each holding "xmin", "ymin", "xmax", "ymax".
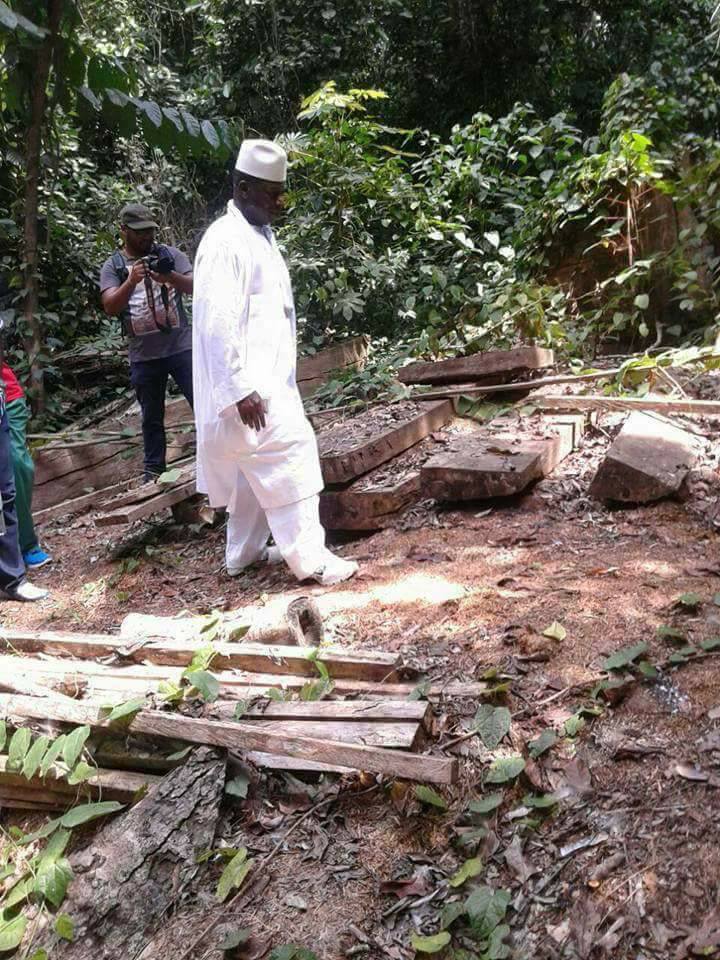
[
  {"xmin": 128, "ymin": 260, "xmax": 146, "ymax": 286},
  {"xmin": 237, "ymin": 391, "xmax": 266, "ymax": 431}
]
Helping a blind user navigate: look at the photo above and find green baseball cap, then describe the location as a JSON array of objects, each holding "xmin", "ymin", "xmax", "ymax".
[{"xmin": 119, "ymin": 202, "xmax": 159, "ymax": 230}]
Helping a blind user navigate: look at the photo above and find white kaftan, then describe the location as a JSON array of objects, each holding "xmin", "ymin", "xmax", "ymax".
[{"xmin": 192, "ymin": 201, "xmax": 323, "ymax": 513}]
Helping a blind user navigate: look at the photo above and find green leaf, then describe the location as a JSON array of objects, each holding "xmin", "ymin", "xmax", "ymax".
[
  {"xmin": 415, "ymin": 785, "xmax": 448, "ymax": 810},
  {"xmin": 468, "ymin": 792, "xmax": 504, "ymax": 816},
  {"xmin": 634, "ymin": 293, "xmax": 650, "ymax": 310},
  {"xmin": 542, "ymin": 621, "xmax": 566, "ymax": 642},
  {"xmin": 676, "ymin": 592, "xmax": 702, "ymax": 610},
  {"xmin": 449, "ymin": 856, "xmax": 483, "ymax": 887},
  {"xmin": 21, "ymin": 735, "xmax": 50, "ymax": 779},
  {"xmin": 158, "ymin": 680, "xmax": 184, "ymax": 704},
  {"xmin": 637, "ymin": 660, "xmax": 658, "ymax": 679},
  {"xmin": 78, "ymin": 85, "xmax": 102, "ymax": 110},
  {"xmin": 0, "ymin": 1, "xmax": 47, "ymax": 37},
  {"xmin": 522, "ymin": 792, "xmax": 558, "ymax": 809},
  {"xmin": 440, "ymin": 900, "xmax": 467, "ymax": 930},
  {"xmin": 465, "ymin": 885, "xmax": 510, "ymax": 939},
  {"xmin": 408, "ymin": 681, "xmax": 431, "ymax": 701},
  {"xmin": 180, "ymin": 108, "xmax": 201, "ymax": 138},
  {"xmin": 485, "ymin": 923, "xmax": 512, "ymax": 959},
  {"xmin": 142, "ymin": 99, "xmax": 163, "ymax": 127},
  {"xmin": 60, "ymin": 801, "xmax": 124, "ymax": 829},
  {"xmin": 268, "ymin": 949, "xmax": 318, "ymax": 960},
  {"xmin": 233, "ymin": 700, "xmax": 249, "ymax": 720},
  {"xmin": 55, "ymin": 913, "xmax": 74, "ymax": 941},
  {"xmin": 40, "ymin": 735, "xmax": 67, "ymax": 777},
  {"xmin": 225, "ymin": 774, "xmax": 250, "ymax": 799},
  {"xmin": 62, "ymin": 726, "xmax": 90, "ymax": 770},
  {"xmin": 0, "ymin": 913, "xmax": 27, "ymax": 951},
  {"xmin": 2, "ymin": 874, "xmax": 34, "ymax": 909},
  {"xmin": 67, "ymin": 761, "xmax": 96, "ymax": 785},
  {"xmin": 220, "ymin": 929, "xmax": 251, "ymax": 950},
  {"xmin": 485, "ymin": 755, "xmax": 525, "ymax": 784},
  {"xmin": 201, "ymin": 119, "xmax": 220, "ymax": 149},
  {"xmin": 186, "ymin": 670, "xmax": 220, "ymax": 703},
  {"xmin": 472, "ymin": 705, "xmax": 511, "ymax": 750},
  {"xmin": 410, "ymin": 931, "xmax": 451, "ymax": 953},
  {"xmin": 601, "ymin": 641, "xmax": 647, "ymax": 671},
  {"xmin": 0, "ymin": 719, "xmax": 6, "ymax": 751},
  {"xmin": 26, "ymin": 950, "xmax": 48, "ymax": 960},
  {"xmin": 216, "ymin": 848, "xmax": 252, "ymax": 902},
  {"xmin": 39, "ymin": 827, "xmax": 71, "ymax": 866},
  {"xmin": 701, "ymin": 637, "xmax": 720, "ymax": 651},
  {"xmin": 564, "ymin": 714, "xmax": 586, "ymax": 737},
  {"xmin": 35, "ymin": 857, "xmax": 73, "ymax": 907},
  {"xmin": 528, "ymin": 728, "xmax": 557, "ymax": 759},
  {"xmin": 158, "ymin": 467, "xmax": 182, "ymax": 484},
  {"xmin": 101, "ymin": 698, "xmax": 145, "ymax": 725},
  {"xmin": 657, "ymin": 625, "xmax": 685, "ymax": 643},
  {"xmin": 7, "ymin": 727, "xmax": 32, "ymax": 771}
]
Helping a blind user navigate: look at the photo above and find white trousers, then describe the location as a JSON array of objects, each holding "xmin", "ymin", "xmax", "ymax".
[{"xmin": 226, "ymin": 473, "xmax": 329, "ymax": 581}]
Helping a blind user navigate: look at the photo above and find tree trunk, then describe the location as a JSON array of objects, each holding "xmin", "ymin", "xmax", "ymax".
[{"xmin": 22, "ymin": 0, "xmax": 63, "ymax": 415}]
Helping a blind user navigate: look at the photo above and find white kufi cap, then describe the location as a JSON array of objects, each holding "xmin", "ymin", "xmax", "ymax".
[{"xmin": 235, "ymin": 139, "xmax": 287, "ymax": 183}]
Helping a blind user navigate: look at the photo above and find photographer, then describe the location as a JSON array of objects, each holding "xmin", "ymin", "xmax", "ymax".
[{"xmin": 100, "ymin": 203, "xmax": 194, "ymax": 480}]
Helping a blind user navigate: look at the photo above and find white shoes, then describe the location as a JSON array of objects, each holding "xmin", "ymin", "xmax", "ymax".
[
  {"xmin": 3, "ymin": 580, "xmax": 49, "ymax": 602},
  {"xmin": 227, "ymin": 544, "xmax": 284, "ymax": 577},
  {"xmin": 313, "ymin": 555, "xmax": 359, "ymax": 586}
]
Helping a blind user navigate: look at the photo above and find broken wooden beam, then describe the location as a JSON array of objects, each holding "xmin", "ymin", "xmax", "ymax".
[
  {"xmin": 420, "ymin": 414, "xmax": 585, "ymax": 500},
  {"xmin": 0, "ymin": 756, "xmax": 158, "ymax": 806},
  {"xmin": 398, "ymin": 347, "xmax": 554, "ymax": 386},
  {"xmin": 589, "ymin": 411, "xmax": 697, "ymax": 503},
  {"xmin": 532, "ymin": 394, "xmax": 720, "ymax": 417},
  {"xmin": 1, "ymin": 695, "xmax": 458, "ymax": 784},
  {"xmin": 318, "ymin": 400, "xmax": 453, "ymax": 484}
]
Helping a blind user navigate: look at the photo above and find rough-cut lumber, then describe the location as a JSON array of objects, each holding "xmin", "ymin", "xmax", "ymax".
[
  {"xmin": 215, "ymin": 716, "xmax": 422, "ymax": 749},
  {"xmin": 0, "ymin": 654, "xmax": 484, "ymax": 701},
  {"xmin": 589, "ymin": 412, "xmax": 696, "ymax": 503},
  {"xmin": 236, "ymin": 699, "xmax": 430, "ymax": 723},
  {"xmin": 0, "ymin": 756, "xmax": 157, "ymax": 804},
  {"xmin": 0, "ymin": 629, "xmax": 400, "ymax": 681},
  {"xmin": 398, "ymin": 347, "xmax": 554, "ymax": 386},
  {"xmin": 532, "ymin": 394, "xmax": 720, "ymax": 417},
  {"xmin": 53, "ymin": 748, "xmax": 224, "ymax": 960},
  {"xmin": 33, "ymin": 477, "xmax": 136, "ymax": 525},
  {"xmin": 297, "ymin": 335, "xmax": 370, "ymax": 397},
  {"xmin": 95, "ymin": 480, "xmax": 196, "ymax": 526},
  {"xmin": 319, "ymin": 400, "xmax": 453, "ymax": 484},
  {"xmin": 414, "ymin": 366, "xmax": 623, "ymax": 400},
  {"xmin": 421, "ymin": 414, "xmax": 584, "ymax": 500},
  {"xmin": 1, "ymin": 695, "xmax": 458, "ymax": 784},
  {"xmin": 242, "ymin": 751, "xmax": 354, "ymax": 774}
]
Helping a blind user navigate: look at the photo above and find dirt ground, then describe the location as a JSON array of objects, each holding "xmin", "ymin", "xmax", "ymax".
[{"xmin": 3, "ymin": 414, "xmax": 720, "ymax": 960}]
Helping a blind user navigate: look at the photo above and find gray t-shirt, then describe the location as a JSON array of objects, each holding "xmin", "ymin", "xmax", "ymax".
[{"xmin": 99, "ymin": 246, "xmax": 193, "ymax": 363}]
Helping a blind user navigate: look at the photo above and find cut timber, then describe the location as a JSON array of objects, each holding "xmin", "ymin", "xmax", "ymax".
[
  {"xmin": 0, "ymin": 654, "xmax": 482, "ymax": 701},
  {"xmin": 319, "ymin": 400, "xmax": 453, "ymax": 484},
  {"xmin": 297, "ymin": 335, "xmax": 370, "ymax": 397},
  {"xmin": 532, "ymin": 394, "xmax": 720, "ymax": 417},
  {"xmin": 242, "ymin": 751, "xmax": 354, "ymax": 774},
  {"xmin": 33, "ymin": 477, "xmax": 136, "ymax": 525},
  {"xmin": 95, "ymin": 480, "xmax": 196, "ymax": 526},
  {"xmin": 208, "ymin": 713, "xmax": 422, "ymax": 749},
  {"xmin": 54, "ymin": 748, "xmax": 224, "ymax": 960},
  {"xmin": 589, "ymin": 412, "xmax": 696, "ymax": 503},
  {"xmin": 2, "ymin": 695, "xmax": 458, "ymax": 784},
  {"xmin": 320, "ymin": 436, "xmax": 442, "ymax": 530},
  {"xmin": 0, "ymin": 629, "xmax": 399, "ymax": 681},
  {"xmin": 421, "ymin": 414, "xmax": 584, "ymax": 500},
  {"xmin": 0, "ymin": 756, "xmax": 157, "ymax": 805},
  {"xmin": 398, "ymin": 347, "xmax": 554, "ymax": 386},
  {"xmin": 414, "ymin": 366, "xmax": 622, "ymax": 400}
]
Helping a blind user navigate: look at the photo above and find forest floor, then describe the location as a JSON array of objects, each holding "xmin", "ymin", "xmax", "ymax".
[{"xmin": 4, "ymin": 414, "xmax": 720, "ymax": 959}]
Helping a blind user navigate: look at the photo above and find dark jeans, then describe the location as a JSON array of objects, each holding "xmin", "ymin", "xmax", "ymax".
[
  {"xmin": 130, "ymin": 349, "xmax": 194, "ymax": 479},
  {"xmin": 0, "ymin": 409, "xmax": 26, "ymax": 590}
]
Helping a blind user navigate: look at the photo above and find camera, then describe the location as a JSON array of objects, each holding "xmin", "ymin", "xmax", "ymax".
[{"xmin": 141, "ymin": 243, "xmax": 175, "ymax": 276}]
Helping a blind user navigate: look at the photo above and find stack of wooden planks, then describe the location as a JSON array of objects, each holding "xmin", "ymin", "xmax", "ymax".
[{"xmin": 0, "ymin": 626, "xmax": 473, "ymax": 811}]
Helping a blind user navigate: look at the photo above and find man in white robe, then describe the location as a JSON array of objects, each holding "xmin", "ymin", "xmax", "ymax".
[{"xmin": 192, "ymin": 139, "xmax": 359, "ymax": 586}]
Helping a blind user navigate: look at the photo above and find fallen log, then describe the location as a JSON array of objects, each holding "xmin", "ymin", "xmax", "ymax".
[
  {"xmin": 1, "ymin": 695, "xmax": 458, "ymax": 784},
  {"xmin": 0, "ymin": 629, "xmax": 400, "ymax": 681},
  {"xmin": 532, "ymin": 394, "xmax": 720, "ymax": 416},
  {"xmin": 51, "ymin": 747, "xmax": 225, "ymax": 960},
  {"xmin": 398, "ymin": 346, "xmax": 554, "ymax": 386},
  {"xmin": 0, "ymin": 756, "xmax": 157, "ymax": 806},
  {"xmin": 589, "ymin": 412, "xmax": 697, "ymax": 502}
]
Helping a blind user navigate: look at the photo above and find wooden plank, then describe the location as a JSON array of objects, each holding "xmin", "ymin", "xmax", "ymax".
[
  {"xmin": 297, "ymin": 335, "xmax": 369, "ymax": 383},
  {"xmin": 398, "ymin": 347, "xmax": 554, "ymax": 386},
  {"xmin": 318, "ymin": 400, "xmax": 454, "ymax": 484},
  {"xmin": 413, "ymin": 367, "xmax": 622, "ymax": 400},
  {"xmin": 95, "ymin": 480, "xmax": 197, "ymax": 526},
  {"xmin": 589, "ymin": 412, "xmax": 696, "ymax": 503},
  {"xmin": 243, "ymin": 751, "xmax": 354, "ymax": 774},
  {"xmin": 0, "ymin": 756, "xmax": 157, "ymax": 803},
  {"xmin": 224, "ymin": 699, "xmax": 429, "ymax": 723},
  {"xmin": 0, "ymin": 695, "xmax": 458, "ymax": 785},
  {"xmin": 533, "ymin": 394, "xmax": 720, "ymax": 417},
  {"xmin": 208, "ymin": 714, "xmax": 422, "ymax": 749},
  {"xmin": 33, "ymin": 477, "xmax": 136, "ymax": 525},
  {"xmin": 0, "ymin": 655, "xmax": 481, "ymax": 701},
  {"xmin": 0, "ymin": 630, "xmax": 400, "ymax": 681}
]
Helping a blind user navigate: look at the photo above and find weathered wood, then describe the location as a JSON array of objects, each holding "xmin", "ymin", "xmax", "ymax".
[
  {"xmin": 95, "ymin": 480, "xmax": 197, "ymax": 526},
  {"xmin": 236, "ymin": 698, "xmax": 429, "ymax": 723},
  {"xmin": 33, "ymin": 477, "xmax": 136, "ymax": 525},
  {"xmin": 532, "ymin": 394, "xmax": 720, "ymax": 416},
  {"xmin": 414, "ymin": 366, "xmax": 623, "ymax": 400},
  {"xmin": 0, "ymin": 756, "xmax": 157, "ymax": 804},
  {"xmin": 243, "ymin": 751, "xmax": 354, "ymax": 774},
  {"xmin": 0, "ymin": 629, "xmax": 399, "ymax": 681},
  {"xmin": 398, "ymin": 347, "xmax": 554, "ymax": 386},
  {"xmin": 208, "ymin": 714, "xmax": 422, "ymax": 749},
  {"xmin": 1, "ymin": 695, "xmax": 458, "ymax": 784},
  {"xmin": 421, "ymin": 415, "xmax": 584, "ymax": 501},
  {"xmin": 589, "ymin": 412, "xmax": 697, "ymax": 503},
  {"xmin": 319, "ymin": 400, "xmax": 453, "ymax": 484},
  {"xmin": 297, "ymin": 335, "xmax": 370, "ymax": 397},
  {"xmin": 52, "ymin": 748, "xmax": 225, "ymax": 960},
  {"xmin": 321, "ymin": 473, "xmax": 420, "ymax": 530}
]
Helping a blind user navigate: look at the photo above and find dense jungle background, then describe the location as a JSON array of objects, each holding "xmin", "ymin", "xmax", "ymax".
[{"xmin": 2, "ymin": 0, "xmax": 720, "ymax": 423}]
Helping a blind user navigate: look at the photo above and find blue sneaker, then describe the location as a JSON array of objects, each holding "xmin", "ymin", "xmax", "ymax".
[{"xmin": 23, "ymin": 546, "xmax": 52, "ymax": 569}]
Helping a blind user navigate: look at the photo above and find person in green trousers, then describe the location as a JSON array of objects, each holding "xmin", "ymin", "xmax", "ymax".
[{"xmin": 0, "ymin": 362, "xmax": 51, "ymax": 569}]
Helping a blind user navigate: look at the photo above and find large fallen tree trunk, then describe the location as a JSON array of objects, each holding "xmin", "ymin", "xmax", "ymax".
[{"xmin": 52, "ymin": 747, "xmax": 225, "ymax": 960}]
